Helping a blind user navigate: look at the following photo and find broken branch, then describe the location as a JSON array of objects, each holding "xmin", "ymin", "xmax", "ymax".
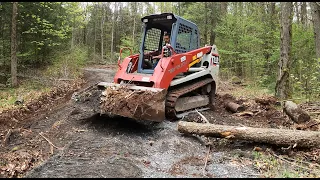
[
  {"xmin": 195, "ymin": 109, "xmax": 209, "ymax": 123},
  {"xmin": 2, "ymin": 129, "xmax": 13, "ymax": 146},
  {"xmin": 124, "ymin": 91, "xmax": 135, "ymax": 99},
  {"xmin": 203, "ymin": 145, "xmax": 211, "ymax": 176},
  {"xmin": 39, "ymin": 132, "xmax": 63, "ymax": 150}
]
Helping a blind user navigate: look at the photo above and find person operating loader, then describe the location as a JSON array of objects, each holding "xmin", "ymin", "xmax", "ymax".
[
  {"xmin": 152, "ymin": 32, "xmax": 171, "ymax": 60},
  {"xmin": 150, "ymin": 32, "xmax": 171, "ymax": 68}
]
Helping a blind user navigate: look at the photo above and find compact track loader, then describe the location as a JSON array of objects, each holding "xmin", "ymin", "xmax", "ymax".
[{"xmin": 98, "ymin": 13, "xmax": 220, "ymax": 122}]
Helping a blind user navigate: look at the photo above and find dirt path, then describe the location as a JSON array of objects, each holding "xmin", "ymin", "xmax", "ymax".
[{"xmin": 2, "ymin": 67, "xmax": 257, "ymax": 178}]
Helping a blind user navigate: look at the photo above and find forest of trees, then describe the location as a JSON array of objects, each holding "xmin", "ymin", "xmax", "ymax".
[{"xmin": 0, "ymin": 2, "xmax": 319, "ymax": 101}]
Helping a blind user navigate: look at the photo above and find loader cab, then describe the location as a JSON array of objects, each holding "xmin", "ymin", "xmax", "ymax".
[{"xmin": 138, "ymin": 13, "xmax": 200, "ymax": 74}]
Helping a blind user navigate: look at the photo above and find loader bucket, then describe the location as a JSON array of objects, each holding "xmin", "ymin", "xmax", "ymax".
[{"xmin": 98, "ymin": 82, "xmax": 167, "ymax": 122}]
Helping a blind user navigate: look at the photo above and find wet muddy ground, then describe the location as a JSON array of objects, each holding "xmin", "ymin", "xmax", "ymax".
[
  {"xmin": 1, "ymin": 65, "xmax": 318, "ymax": 178},
  {"xmin": 22, "ymin": 68, "xmax": 259, "ymax": 178}
]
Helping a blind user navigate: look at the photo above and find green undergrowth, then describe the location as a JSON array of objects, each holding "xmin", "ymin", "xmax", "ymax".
[
  {"xmin": 43, "ymin": 46, "xmax": 88, "ymax": 79},
  {"xmin": 0, "ymin": 46, "xmax": 88, "ymax": 112},
  {"xmin": 229, "ymin": 79, "xmax": 318, "ymax": 105},
  {"xmin": 0, "ymin": 80, "xmax": 51, "ymax": 112},
  {"xmin": 252, "ymin": 151, "xmax": 320, "ymax": 178},
  {"xmin": 230, "ymin": 81, "xmax": 274, "ymax": 99}
]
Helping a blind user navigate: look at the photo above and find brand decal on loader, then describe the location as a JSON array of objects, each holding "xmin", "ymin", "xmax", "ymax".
[
  {"xmin": 168, "ymin": 61, "xmax": 187, "ymax": 73},
  {"xmin": 141, "ymin": 77, "xmax": 150, "ymax": 82},
  {"xmin": 212, "ymin": 56, "xmax": 219, "ymax": 64},
  {"xmin": 180, "ymin": 56, "xmax": 186, "ymax": 62}
]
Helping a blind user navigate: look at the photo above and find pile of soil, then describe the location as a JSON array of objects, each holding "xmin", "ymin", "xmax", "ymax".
[
  {"xmin": 0, "ymin": 80, "xmax": 85, "ymax": 131},
  {"xmin": 213, "ymin": 93, "xmax": 292, "ymax": 128}
]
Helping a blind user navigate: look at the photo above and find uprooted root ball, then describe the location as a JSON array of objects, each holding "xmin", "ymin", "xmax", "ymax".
[{"xmin": 100, "ymin": 86, "xmax": 163, "ymax": 120}]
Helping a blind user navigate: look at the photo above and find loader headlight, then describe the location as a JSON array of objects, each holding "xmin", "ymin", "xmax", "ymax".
[
  {"xmin": 167, "ymin": 15, "xmax": 172, "ymax": 19},
  {"xmin": 143, "ymin": 19, "xmax": 148, "ymax": 23}
]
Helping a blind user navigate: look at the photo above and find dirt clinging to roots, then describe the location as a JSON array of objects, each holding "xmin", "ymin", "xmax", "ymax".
[{"xmin": 100, "ymin": 86, "xmax": 164, "ymax": 120}]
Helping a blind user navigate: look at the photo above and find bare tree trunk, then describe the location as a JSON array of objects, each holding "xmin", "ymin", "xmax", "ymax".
[
  {"xmin": 275, "ymin": 2, "xmax": 293, "ymax": 99},
  {"xmin": 132, "ymin": 17, "xmax": 135, "ymax": 46},
  {"xmin": 262, "ymin": 2, "xmax": 276, "ymax": 76},
  {"xmin": 71, "ymin": 15, "xmax": 75, "ymax": 49},
  {"xmin": 93, "ymin": 20, "xmax": 96, "ymax": 55},
  {"xmin": 260, "ymin": 2, "xmax": 266, "ymax": 22},
  {"xmin": 238, "ymin": 2, "xmax": 244, "ymax": 78},
  {"xmin": 204, "ymin": 2, "xmax": 208, "ymax": 45},
  {"xmin": 160, "ymin": 2, "xmax": 164, "ymax": 13},
  {"xmin": 92, "ymin": 4, "xmax": 96, "ymax": 56},
  {"xmin": 132, "ymin": 2, "xmax": 137, "ymax": 47},
  {"xmin": 83, "ymin": 2, "xmax": 88, "ymax": 45},
  {"xmin": 11, "ymin": 2, "xmax": 18, "ymax": 87},
  {"xmin": 101, "ymin": 3, "xmax": 105, "ymax": 62},
  {"xmin": 117, "ymin": 3, "xmax": 123, "ymax": 50},
  {"xmin": 137, "ymin": 2, "xmax": 142, "ymax": 16},
  {"xmin": 111, "ymin": 2, "xmax": 117, "ymax": 59},
  {"xmin": 1, "ymin": 5, "xmax": 4, "ymax": 65},
  {"xmin": 312, "ymin": 2, "xmax": 320, "ymax": 84},
  {"xmin": 301, "ymin": 2, "xmax": 307, "ymax": 29},
  {"xmin": 263, "ymin": 2, "xmax": 274, "ymax": 68},
  {"xmin": 270, "ymin": 2, "xmax": 276, "ymax": 27},
  {"xmin": 220, "ymin": 2, "xmax": 228, "ymax": 16},
  {"xmin": 311, "ymin": 2, "xmax": 320, "ymax": 59},
  {"xmin": 209, "ymin": 2, "xmax": 216, "ymax": 45},
  {"xmin": 295, "ymin": 2, "xmax": 300, "ymax": 24}
]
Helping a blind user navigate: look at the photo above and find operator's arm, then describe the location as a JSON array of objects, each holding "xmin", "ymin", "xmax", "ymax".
[
  {"xmin": 143, "ymin": 52, "xmax": 150, "ymax": 57},
  {"xmin": 152, "ymin": 43, "xmax": 172, "ymax": 59},
  {"xmin": 144, "ymin": 49, "xmax": 160, "ymax": 59},
  {"xmin": 152, "ymin": 54, "xmax": 161, "ymax": 59}
]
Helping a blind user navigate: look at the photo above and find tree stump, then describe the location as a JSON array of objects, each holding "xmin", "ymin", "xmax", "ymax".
[{"xmin": 283, "ymin": 101, "xmax": 310, "ymax": 124}]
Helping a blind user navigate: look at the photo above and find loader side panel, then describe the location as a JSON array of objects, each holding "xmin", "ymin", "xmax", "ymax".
[
  {"xmin": 150, "ymin": 46, "xmax": 213, "ymax": 88},
  {"xmin": 113, "ymin": 46, "xmax": 213, "ymax": 89}
]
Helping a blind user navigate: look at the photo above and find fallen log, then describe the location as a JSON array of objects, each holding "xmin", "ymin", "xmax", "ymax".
[
  {"xmin": 177, "ymin": 121, "xmax": 320, "ymax": 148},
  {"xmin": 284, "ymin": 101, "xmax": 310, "ymax": 124},
  {"xmin": 225, "ymin": 102, "xmax": 245, "ymax": 113}
]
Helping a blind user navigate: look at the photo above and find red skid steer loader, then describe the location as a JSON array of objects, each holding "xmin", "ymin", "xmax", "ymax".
[{"xmin": 98, "ymin": 13, "xmax": 220, "ymax": 122}]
